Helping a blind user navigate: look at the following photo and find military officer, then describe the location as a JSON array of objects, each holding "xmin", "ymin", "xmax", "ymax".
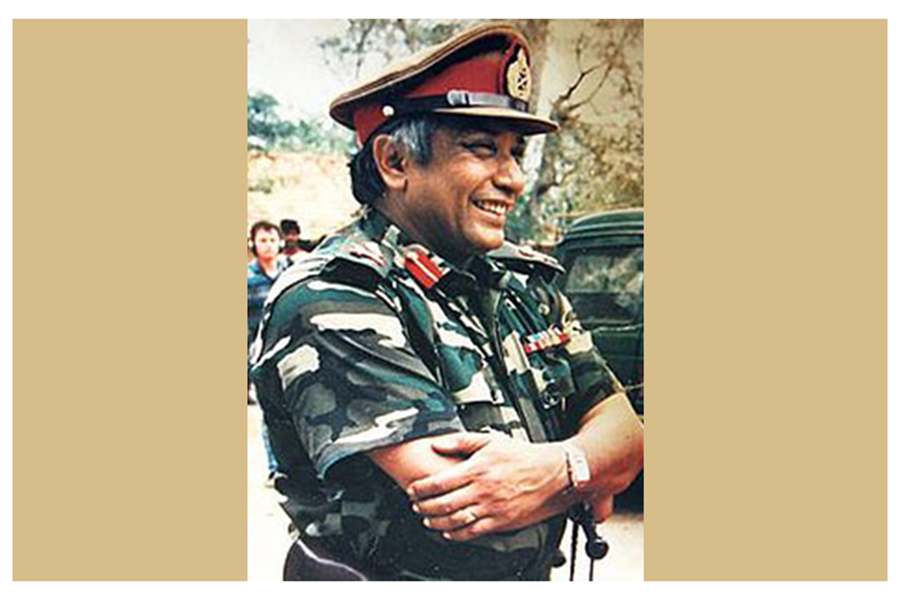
[{"xmin": 249, "ymin": 22, "xmax": 644, "ymax": 581}]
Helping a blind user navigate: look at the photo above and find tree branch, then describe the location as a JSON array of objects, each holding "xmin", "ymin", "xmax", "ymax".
[
  {"xmin": 557, "ymin": 63, "xmax": 603, "ymax": 107},
  {"xmin": 352, "ymin": 20, "xmax": 377, "ymax": 78},
  {"xmin": 567, "ymin": 61, "xmax": 615, "ymax": 112}
]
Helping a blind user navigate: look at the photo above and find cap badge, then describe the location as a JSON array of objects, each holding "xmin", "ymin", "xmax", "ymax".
[{"xmin": 505, "ymin": 48, "xmax": 532, "ymax": 102}]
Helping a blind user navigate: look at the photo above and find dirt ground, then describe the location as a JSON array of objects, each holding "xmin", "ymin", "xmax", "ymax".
[{"xmin": 247, "ymin": 405, "xmax": 643, "ymax": 581}]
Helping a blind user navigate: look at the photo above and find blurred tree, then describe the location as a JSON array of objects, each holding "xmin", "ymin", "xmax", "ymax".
[
  {"xmin": 248, "ymin": 91, "xmax": 355, "ymax": 154},
  {"xmin": 293, "ymin": 117, "xmax": 356, "ymax": 155},
  {"xmin": 248, "ymin": 92, "xmax": 298, "ymax": 152},
  {"xmin": 248, "ymin": 91, "xmax": 355, "ymax": 193},
  {"xmin": 316, "ymin": 19, "xmax": 643, "ymax": 243},
  {"xmin": 532, "ymin": 20, "xmax": 643, "ymax": 241}
]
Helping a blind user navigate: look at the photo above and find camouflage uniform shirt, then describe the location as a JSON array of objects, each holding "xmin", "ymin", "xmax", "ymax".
[{"xmin": 249, "ymin": 209, "xmax": 622, "ymax": 580}]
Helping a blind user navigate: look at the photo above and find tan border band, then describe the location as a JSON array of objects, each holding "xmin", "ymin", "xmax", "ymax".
[
  {"xmin": 13, "ymin": 19, "xmax": 248, "ymax": 580},
  {"xmin": 645, "ymin": 19, "xmax": 886, "ymax": 581},
  {"xmin": 12, "ymin": 18, "xmax": 886, "ymax": 581}
]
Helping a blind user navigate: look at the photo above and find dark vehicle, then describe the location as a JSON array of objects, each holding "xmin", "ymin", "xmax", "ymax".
[{"xmin": 555, "ymin": 208, "xmax": 644, "ymax": 418}]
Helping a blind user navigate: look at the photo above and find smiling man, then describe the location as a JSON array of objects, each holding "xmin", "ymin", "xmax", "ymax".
[{"xmin": 249, "ymin": 23, "xmax": 643, "ymax": 581}]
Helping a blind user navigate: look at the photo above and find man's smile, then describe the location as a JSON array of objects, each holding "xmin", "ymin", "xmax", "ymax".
[{"xmin": 472, "ymin": 198, "xmax": 512, "ymax": 218}]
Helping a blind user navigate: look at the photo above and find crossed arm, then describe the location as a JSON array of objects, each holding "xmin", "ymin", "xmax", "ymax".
[{"xmin": 367, "ymin": 391, "xmax": 644, "ymax": 542}]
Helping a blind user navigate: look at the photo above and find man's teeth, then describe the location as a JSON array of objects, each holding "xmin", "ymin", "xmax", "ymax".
[{"xmin": 473, "ymin": 200, "xmax": 509, "ymax": 216}]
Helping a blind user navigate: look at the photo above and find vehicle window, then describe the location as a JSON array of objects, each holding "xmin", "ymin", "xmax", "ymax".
[{"xmin": 564, "ymin": 246, "xmax": 643, "ymax": 325}]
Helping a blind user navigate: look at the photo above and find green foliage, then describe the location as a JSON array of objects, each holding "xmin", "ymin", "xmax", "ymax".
[
  {"xmin": 248, "ymin": 91, "xmax": 356, "ymax": 194},
  {"xmin": 248, "ymin": 92, "xmax": 297, "ymax": 152},
  {"xmin": 293, "ymin": 118, "xmax": 356, "ymax": 155},
  {"xmin": 248, "ymin": 91, "xmax": 355, "ymax": 154}
]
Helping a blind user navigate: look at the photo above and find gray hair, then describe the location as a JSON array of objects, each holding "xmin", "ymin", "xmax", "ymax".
[{"xmin": 349, "ymin": 116, "xmax": 441, "ymax": 206}]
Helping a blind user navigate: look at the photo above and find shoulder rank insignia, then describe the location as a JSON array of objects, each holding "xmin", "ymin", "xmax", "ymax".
[
  {"xmin": 322, "ymin": 236, "xmax": 392, "ymax": 283},
  {"xmin": 488, "ymin": 242, "xmax": 563, "ymax": 273},
  {"xmin": 346, "ymin": 241, "xmax": 387, "ymax": 267},
  {"xmin": 521, "ymin": 325, "xmax": 570, "ymax": 355},
  {"xmin": 404, "ymin": 246, "xmax": 448, "ymax": 289}
]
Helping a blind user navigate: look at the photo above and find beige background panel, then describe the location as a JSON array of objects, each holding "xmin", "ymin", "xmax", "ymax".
[
  {"xmin": 645, "ymin": 20, "xmax": 886, "ymax": 580},
  {"xmin": 13, "ymin": 20, "xmax": 248, "ymax": 580},
  {"xmin": 12, "ymin": 18, "xmax": 887, "ymax": 583}
]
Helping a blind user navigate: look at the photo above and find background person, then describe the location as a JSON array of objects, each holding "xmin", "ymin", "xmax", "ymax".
[
  {"xmin": 248, "ymin": 220, "xmax": 287, "ymax": 348},
  {"xmin": 279, "ymin": 218, "xmax": 306, "ymax": 263},
  {"xmin": 247, "ymin": 220, "xmax": 287, "ymax": 484}
]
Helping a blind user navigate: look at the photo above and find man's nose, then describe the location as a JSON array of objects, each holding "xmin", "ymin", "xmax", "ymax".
[{"xmin": 495, "ymin": 155, "xmax": 526, "ymax": 198}]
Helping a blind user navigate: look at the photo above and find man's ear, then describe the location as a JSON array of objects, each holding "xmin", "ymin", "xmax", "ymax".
[{"xmin": 372, "ymin": 134, "xmax": 409, "ymax": 193}]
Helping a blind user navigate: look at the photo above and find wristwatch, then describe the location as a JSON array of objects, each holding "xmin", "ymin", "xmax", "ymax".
[{"xmin": 563, "ymin": 442, "xmax": 592, "ymax": 495}]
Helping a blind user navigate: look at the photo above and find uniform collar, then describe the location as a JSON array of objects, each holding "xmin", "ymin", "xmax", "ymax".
[{"xmin": 362, "ymin": 207, "xmax": 510, "ymax": 295}]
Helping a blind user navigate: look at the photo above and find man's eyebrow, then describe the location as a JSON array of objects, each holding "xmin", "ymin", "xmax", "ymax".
[
  {"xmin": 455, "ymin": 128, "xmax": 492, "ymax": 138},
  {"xmin": 455, "ymin": 128, "xmax": 527, "ymax": 143}
]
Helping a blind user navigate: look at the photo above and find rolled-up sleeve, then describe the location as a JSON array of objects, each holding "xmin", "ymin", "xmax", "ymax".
[
  {"xmin": 252, "ymin": 278, "xmax": 465, "ymax": 477},
  {"xmin": 555, "ymin": 288, "xmax": 625, "ymax": 424}
]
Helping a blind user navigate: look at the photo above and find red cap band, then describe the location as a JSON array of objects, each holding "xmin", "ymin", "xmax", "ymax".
[{"xmin": 352, "ymin": 49, "xmax": 522, "ymax": 145}]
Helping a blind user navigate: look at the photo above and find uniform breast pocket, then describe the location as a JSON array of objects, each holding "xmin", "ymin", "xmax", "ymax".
[
  {"xmin": 517, "ymin": 327, "xmax": 576, "ymax": 410},
  {"xmin": 434, "ymin": 344, "xmax": 527, "ymax": 440},
  {"xmin": 433, "ymin": 338, "xmax": 499, "ymax": 403},
  {"xmin": 531, "ymin": 357, "xmax": 576, "ymax": 410}
]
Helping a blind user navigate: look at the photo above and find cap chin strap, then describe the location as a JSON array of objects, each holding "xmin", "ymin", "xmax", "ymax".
[{"xmin": 382, "ymin": 89, "xmax": 528, "ymax": 118}]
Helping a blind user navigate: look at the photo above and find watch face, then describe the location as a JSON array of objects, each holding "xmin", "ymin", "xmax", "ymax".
[
  {"xmin": 573, "ymin": 456, "xmax": 591, "ymax": 483},
  {"xmin": 566, "ymin": 445, "xmax": 592, "ymax": 486}
]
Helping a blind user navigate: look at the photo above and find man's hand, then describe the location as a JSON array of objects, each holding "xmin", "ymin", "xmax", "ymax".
[
  {"xmin": 589, "ymin": 492, "xmax": 614, "ymax": 524},
  {"xmin": 404, "ymin": 392, "xmax": 642, "ymax": 542},
  {"xmin": 369, "ymin": 393, "xmax": 642, "ymax": 544},
  {"xmin": 406, "ymin": 432, "xmax": 572, "ymax": 542}
]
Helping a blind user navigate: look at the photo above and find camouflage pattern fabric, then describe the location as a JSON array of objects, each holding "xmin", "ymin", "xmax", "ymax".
[{"xmin": 249, "ymin": 208, "xmax": 623, "ymax": 580}]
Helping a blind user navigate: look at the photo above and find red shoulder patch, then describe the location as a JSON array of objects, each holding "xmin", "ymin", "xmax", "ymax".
[{"xmin": 404, "ymin": 247, "xmax": 447, "ymax": 289}]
